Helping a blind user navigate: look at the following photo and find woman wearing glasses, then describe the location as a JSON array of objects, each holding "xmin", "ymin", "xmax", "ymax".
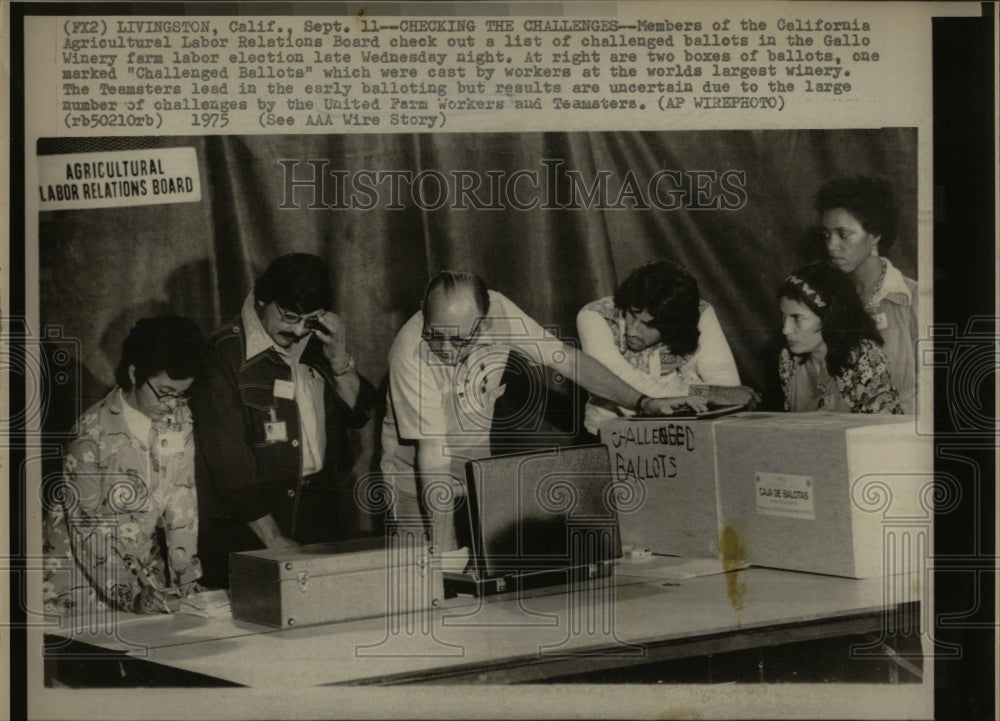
[{"xmin": 43, "ymin": 315, "xmax": 208, "ymax": 616}]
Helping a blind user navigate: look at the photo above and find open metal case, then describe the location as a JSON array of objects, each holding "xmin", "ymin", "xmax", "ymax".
[{"xmin": 444, "ymin": 445, "xmax": 622, "ymax": 597}]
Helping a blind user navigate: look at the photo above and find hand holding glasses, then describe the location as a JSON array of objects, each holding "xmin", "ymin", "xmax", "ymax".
[{"xmin": 304, "ymin": 315, "xmax": 331, "ymax": 336}]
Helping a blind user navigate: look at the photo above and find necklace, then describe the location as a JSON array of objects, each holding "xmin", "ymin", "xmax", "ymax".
[
  {"xmin": 806, "ymin": 360, "xmax": 837, "ymax": 409},
  {"xmin": 864, "ymin": 257, "xmax": 888, "ymax": 314}
]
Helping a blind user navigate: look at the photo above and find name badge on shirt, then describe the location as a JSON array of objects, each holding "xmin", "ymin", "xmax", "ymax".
[
  {"xmin": 264, "ymin": 420, "xmax": 288, "ymax": 443},
  {"xmin": 157, "ymin": 431, "xmax": 186, "ymax": 456},
  {"xmin": 273, "ymin": 379, "xmax": 296, "ymax": 400},
  {"xmin": 872, "ymin": 312, "xmax": 889, "ymax": 330}
]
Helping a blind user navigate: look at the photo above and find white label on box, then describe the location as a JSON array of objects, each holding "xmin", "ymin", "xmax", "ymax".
[{"xmin": 755, "ymin": 472, "xmax": 815, "ymax": 520}]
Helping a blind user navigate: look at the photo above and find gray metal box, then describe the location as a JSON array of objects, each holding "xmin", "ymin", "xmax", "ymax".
[{"xmin": 229, "ymin": 536, "xmax": 442, "ymax": 628}]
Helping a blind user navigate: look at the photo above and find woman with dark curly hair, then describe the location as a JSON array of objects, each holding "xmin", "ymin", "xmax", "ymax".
[
  {"xmin": 43, "ymin": 315, "xmax": 208, "ymax": 616},
  {"xmin": 815, "ymin": 176, "xmax": 918, "ymax": 413},
  {"xmin": 778, "ymin": 262, "xmax": 902, "ymax": 414}
]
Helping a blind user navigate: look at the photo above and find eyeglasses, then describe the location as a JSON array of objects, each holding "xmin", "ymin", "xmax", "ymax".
[
  {"xmin": 144, "ymin": 379, "xmax": 189, "ymax": 405},
  {"xmin": 276, "ymin": 305, "xmax": 325, "ymax": 326},
  {"xmin": 421, "ymin": 318, "xmax": 482, "ymax": 347}
]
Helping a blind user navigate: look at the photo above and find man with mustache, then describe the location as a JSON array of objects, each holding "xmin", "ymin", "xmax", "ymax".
[
  {"xmin": 381, "ymin": 270, "xmax": 703, "ymax": 552},
  {"xmin": 577, "ymin": 260, "xmax": 759, "ymax": 436},
  {"xmin": 192, "ymin": 253, "xmax": 377, "ymax": 587}
]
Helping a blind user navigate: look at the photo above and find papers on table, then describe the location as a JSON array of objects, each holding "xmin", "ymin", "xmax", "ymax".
[{"xmin": 177, "ymin": 589, "xmax": 232, "ymax": 619}]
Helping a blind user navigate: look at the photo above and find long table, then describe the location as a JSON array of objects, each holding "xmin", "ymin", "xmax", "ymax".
[{"xmin": 43, "ymin": 557, "xmax": 923, "ymax": 687}]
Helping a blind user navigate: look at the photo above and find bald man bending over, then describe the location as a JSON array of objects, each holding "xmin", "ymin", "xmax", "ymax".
[{"xmin": 380, "ymin": 271, "xmax": 705, "ymax": 552}]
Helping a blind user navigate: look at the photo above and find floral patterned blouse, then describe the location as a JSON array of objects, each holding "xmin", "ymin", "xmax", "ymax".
[
  {"xmin": 779, "ymin": 338, "xmax": 903, "ymax": 414},
  {"xmin": 42, "ymin": 389, "xmax": 201, "ymax": 617}
]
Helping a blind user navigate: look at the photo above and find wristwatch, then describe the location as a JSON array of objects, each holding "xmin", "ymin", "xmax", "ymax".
[{"xmin": 332, "ymin": 355, "xmax": 355, "ymax": 376}]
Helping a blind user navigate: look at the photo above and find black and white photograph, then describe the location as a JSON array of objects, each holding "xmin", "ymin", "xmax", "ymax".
[{"xmin": 5, "ymin": 2, "xmax": 996, "ymax": 720}]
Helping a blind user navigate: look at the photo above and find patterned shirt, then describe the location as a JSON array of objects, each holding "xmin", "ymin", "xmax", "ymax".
[
  {"xmin": 779, "ymin": 339, "xmax": 903, "ymax": 414},
  {"xmin": 42, "ymin": 389, "xmax": 201, "ymax": 617}
]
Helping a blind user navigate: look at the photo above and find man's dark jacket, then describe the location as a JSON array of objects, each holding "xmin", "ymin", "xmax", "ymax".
[{"xmin": 191, "ymin": 316, "xmax": 377, "ymax": 583}]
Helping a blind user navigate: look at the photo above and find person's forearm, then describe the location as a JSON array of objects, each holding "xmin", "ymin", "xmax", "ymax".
[
  {"xmin": 332, "ymin": 365, "xmax": 379, "ymax": 427},
  {"xmin": 416, "ymin": 439, "xmax": 453, "ymax": 482},
  {"xmin": 555, "ymin": 346, "xmax": 643, "ymax": 410},
  {"xmin": 416, "ymin": 439, "xmax": 461, "ymax": 551},
  {"xmin": 331, "ymin": 366, "xmax": 361, "ymax": 407},
  {"xmin": 247, "ymin": 514, "xmax": 295, "ymax": 547},
  {"xmin": 689, "ymin": 384, "xmax": 761, "ymax": 408}
]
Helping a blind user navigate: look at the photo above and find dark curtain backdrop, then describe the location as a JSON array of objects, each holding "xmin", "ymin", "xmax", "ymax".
[{"xmin": 38, "ymin": 129, "xmax": 917, "ymax": 530}]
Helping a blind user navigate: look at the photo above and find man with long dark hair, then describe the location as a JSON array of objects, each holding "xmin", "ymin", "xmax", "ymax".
[{"xmin": 577, "ymin": 260, "xmax": 759, "ymax": 435}]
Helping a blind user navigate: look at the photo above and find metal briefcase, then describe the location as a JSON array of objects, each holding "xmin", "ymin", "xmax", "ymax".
[{"xmin": 229, "ymin": 535, "xmax": 443, "ymax": 628}]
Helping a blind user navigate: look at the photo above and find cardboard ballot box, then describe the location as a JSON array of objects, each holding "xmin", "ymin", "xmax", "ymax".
[
  {"xmin": 230, "ymin": 535, "xmax": 443, "ymax": 628},
  {"xmin": 713, "ymin": 413, "xmax": 931, "ymax": 579},
  {"xmin": 599, "ymin": 416, "xmax": 721, "ymax": 558}
]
